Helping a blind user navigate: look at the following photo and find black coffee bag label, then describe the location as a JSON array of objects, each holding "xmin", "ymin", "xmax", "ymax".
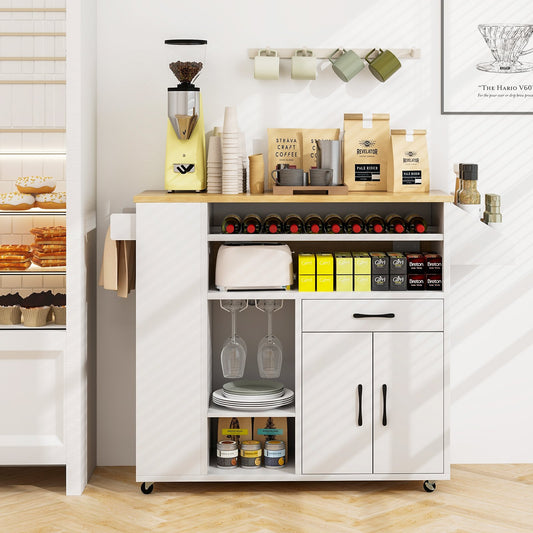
[
  {"xmin": 426, "ymin": 275, "xmax": 442, "ymax": 290},
  {"xmin": 408, "ymin": 274, "xmax": 426, "ymax": 290},
  {"xmin": 402, "ymin": 170, "xmax": 422, "ymax": 185},
  {"xmin": 355, "ymin": 164, "xmax": 381, "ymax": 182},
  {"xmin": 371, "ymin": 274, "xmax": 389, "ymax": 291}
]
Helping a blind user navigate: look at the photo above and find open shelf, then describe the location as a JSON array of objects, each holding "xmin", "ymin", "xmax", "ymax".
[
  {"xmin": 0, "ymin": 265, "xmax": 65, "ymax": 275},
  {"xmin": 208, "ymin": 403, "xmax": 295, "ymax": 418},
  {"xmin": 0, "ymin": 323, "xmax": 65, "ymax": 331},
  {"xmin": 0, "ymin": 208, "xmax": 66, "ymax": 216},
  {"xmin": 208, "ymin": 290, "xmax": 444, "ymax": 300},
  {"xmin": 209, "ymin": 230, "xmax": 443, "ymax": 242},
  {"xmin": 207, "ymin": 459, "xmax": 296, "ymax": 480}
]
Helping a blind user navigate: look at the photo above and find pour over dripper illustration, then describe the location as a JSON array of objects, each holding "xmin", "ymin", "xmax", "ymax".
[{"xmin": 477, "ymin": 24, "xmax": 533, "ymax": 73}]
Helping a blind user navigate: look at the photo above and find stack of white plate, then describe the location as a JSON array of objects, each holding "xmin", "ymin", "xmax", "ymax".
[
  {"xmin": 207, "ymin": 134, "xmax": 222, "ymax": 193},
  {"xmin": 212, "ymin": 380, "xmax": 294, "ymax": 411},
  {"xmin": 222, "ymin": 106, "xmax": 243, "ymax": 195}
]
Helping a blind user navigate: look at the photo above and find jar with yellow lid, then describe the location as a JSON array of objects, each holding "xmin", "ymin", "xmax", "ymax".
[{"xmin": 240, "ymin": 440, "xmax": 262, "ymax": 469}]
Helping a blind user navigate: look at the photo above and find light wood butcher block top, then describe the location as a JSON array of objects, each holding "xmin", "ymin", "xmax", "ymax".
[{"xmin": 134, "ymin": 190, "xmax": 454, "ymax": 204}]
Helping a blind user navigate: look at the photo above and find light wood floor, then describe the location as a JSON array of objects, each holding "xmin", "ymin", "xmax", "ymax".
[{"xmin": 0, "ymin": 465, "xmax": 532, "ymax": 532}]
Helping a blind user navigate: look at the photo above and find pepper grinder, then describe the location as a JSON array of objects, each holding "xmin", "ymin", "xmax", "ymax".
[{"xmin": 483, "ymin": 194, "xmax": 502, "ymax": 228}]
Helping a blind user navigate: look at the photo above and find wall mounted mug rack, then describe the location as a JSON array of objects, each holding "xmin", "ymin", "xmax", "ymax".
[{"xmin": 247, "ymin": 48, "xmax": 421, "ymax": 60}]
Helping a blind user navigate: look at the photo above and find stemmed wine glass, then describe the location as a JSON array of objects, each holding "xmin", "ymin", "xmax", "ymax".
[
  {"xmin": 220, "ymin": 300, "xmax": 248, "ymax": 378},
  {"xmin": 256, "ymin": 300, "xmax": 283, "ymax": 379}
]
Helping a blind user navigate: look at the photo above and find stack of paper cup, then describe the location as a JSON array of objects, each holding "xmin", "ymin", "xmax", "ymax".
[
  {"xmin": 206, "ymin": 135, "xmax": 222, "ymax": 193},
  {"xmin": 222, "ymin": 106, "xmax": 243, "ymax": 194}
]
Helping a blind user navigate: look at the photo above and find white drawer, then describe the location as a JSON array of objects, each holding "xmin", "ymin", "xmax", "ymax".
[{"xmin": 302, "ymin": 299, "xmax": 443, "ymax": 332}]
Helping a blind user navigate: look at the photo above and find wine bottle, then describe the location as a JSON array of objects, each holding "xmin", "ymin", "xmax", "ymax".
[
  {"xmin": 385, "ymin": 213, "xmax": 406, "ymax": 234},
  {"xmin": 405, "ymin": 214, "xmax": 427, "ymax": 233},
  {"xmin": 283, "ymin": 214, "xmax": 304, "ymax": 234},
  {"xmin": 242, "ymin": 213, "xmax": 262, "ymax": 234},
  {"xmin": 364, "ymin": 213, "xmax": 385, "ymax": 234},
  {"xmin": 263, "ymin": 213, "xmax": 283, "ymax": 234},
  {"xmin": 344, "ymin": 214, "xmax": 365, "ymax": 234},
  {"xmin": 304, "ymin": 213, "xmax": 324, "ymax": 234},
  {"xmin": 221, "ymin": 214, "xmax": 242, "ymax": 234},
  {"xmin": 324, "ymin": 213, "xmax": 344, "ymax": 234}
]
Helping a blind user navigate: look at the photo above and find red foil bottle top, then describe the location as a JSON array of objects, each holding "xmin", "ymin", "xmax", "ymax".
[
  {"xmin": 374, "ymin": 224, "xmax": 383, "ymax": 233},
  {"xmin": 352, "ymin": 223, "xmax": 362, "ymax": 233},
  {"xmin": 415, "ymin": 223, "xmax": 425, "ymax": 233},
  {"xmin": 226, "ymin": 224, "xmax": 235, "ymax": 234},
  {"xmin": 269, "ymin": 224, "xmax": 277, "ymax": 234},
  {"xmin": 395, "ymin": 224, "xmax": 405, "ymax": 233},
  {"xmin": 246, "ymin": 224, "xmax": 256, "ymax": 234},
  {"xmin": 331, "ymin": 224, "xmax": 341, "ymax": 234},
  {"xmin": 289, "ymin": 224, "xmax": 298, "ymax": 233},
  {"xmin": 311, "ymin": 224, "xmax": 319, "ymax": 233}
]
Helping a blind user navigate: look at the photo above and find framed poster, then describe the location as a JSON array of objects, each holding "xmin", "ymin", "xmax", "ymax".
[{"xmin": 442, "ymin": 0, "xmax": 533, "ymax": 114}]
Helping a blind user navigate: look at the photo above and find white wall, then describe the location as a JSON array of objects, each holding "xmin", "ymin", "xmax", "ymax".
[{"xmin": 96, "ymin": 0, "xmax": 533, "ymax": 465}]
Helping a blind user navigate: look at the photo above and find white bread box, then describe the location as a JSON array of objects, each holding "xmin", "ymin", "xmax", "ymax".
[{"xmin": 215, "ymin": 244, "xmax": 293, "ymax": 290}]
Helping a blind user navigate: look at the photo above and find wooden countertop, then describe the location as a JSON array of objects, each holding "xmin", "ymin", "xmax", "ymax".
[{"xmin": 134, "ymin": 190, "xmax": 454, "ymax": 204}]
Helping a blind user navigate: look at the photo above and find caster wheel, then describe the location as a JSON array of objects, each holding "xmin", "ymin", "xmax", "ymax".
[
  {"xmin": 423, "ymin": 480, "xmax": 436, "ymax": 493},
  {"xmin": 141, "ymin": 482, "xmax": 154, "ymax": 494}
]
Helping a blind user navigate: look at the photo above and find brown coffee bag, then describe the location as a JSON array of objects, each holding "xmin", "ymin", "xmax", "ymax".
[
  {"xmin": 267, "ymin": 129, "xmax": 302, "ymax": 190},
  {"xmin": 388, "ymin": 129, "xmax": 430, "ymax": 192},
  {"xmin": 343, "ymin": 113, "xmax": 390, "ymax": 191}
]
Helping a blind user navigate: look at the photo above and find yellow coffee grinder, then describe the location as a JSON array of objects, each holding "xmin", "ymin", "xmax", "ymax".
[{"xmin": 164, "ymin": 39, "xmax": 207, "ymax": 192}]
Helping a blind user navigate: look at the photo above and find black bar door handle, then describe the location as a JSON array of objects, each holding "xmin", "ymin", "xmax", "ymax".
[
  {"xmin": 357, "ymin": 384, "xmax": 363, "ymax": 426},
  {"xmin": 382, "ymin": 384, "xmax": 388, "ymax": 426},
  {"xmin": 353, "ymin": 313, "xmax": 395, "ymax": 319}
]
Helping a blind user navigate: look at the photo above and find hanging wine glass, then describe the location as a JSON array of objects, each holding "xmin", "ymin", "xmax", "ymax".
[
  {"xmin": 256, "ymin": 300, "xmax": 283, "ymax": 379},
  {"xmin": 220, "ymin": 300, "xmax": 248, "ymax": 378}
]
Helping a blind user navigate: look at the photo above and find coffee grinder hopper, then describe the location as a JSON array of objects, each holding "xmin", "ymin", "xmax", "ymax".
[{"xmin": 166, "ymin": 39, "xmax": 207, "ymax": 140}]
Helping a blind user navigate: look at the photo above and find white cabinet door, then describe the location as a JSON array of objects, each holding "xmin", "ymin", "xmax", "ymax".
[
  {"xmin": 373, "ymin": 332, "xmax": 444, "ymax": 474},
  {"xmin": 136, "ymin": 203, "xmax": 208, "ymax": 477},
  {"xmin": 302, "ymin": 332, "xmax": 372, "ymax": 474}
]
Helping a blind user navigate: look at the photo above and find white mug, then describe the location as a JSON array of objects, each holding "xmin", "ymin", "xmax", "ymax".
[
  {"xmin": 254, "ymin": 49, "xmax": 279, "ymax": 80},
  {"xmin": 291, "ymin": 49, "xmax": 316, "ymax": 80}
]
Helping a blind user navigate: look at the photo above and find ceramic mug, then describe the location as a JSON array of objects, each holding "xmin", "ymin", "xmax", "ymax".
[
  {"xmin": 291, "ymin": 49, "xmax": 316, "ymax": 80},
  {"xmin": 271, "ymin": 168, "xmax": 305, "ymax": 186},
  {"xmin": 329, "ymin": 48, "xmax": 365, "ymax": 82},
  {"xmin": 309, "ymin": 168, "xmax": 333, "ymax": 186},
  {"xmin": 365, "ymin": 48, "xmax": 402, "ymax": 82},
  {"xmin": 254, "ymin": 49, "xmax": 279, "ymax": 80}
]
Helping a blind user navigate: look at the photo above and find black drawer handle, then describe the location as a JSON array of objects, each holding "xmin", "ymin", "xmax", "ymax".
[
  {"xmin": 353, "ymin": 313, "xmax": 395, "ymax": 319},
  {"xmin": 382, "ymin": 384, "xmax": 388, "ymax": 426},
  {"xmin": 357, "ymin": 384, "xmax": 363, "ymax": 426}
]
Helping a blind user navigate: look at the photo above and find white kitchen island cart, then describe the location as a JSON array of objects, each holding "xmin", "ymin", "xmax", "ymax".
[{"xmin": 134, "ymin": 190, "xmax": 452, "ymax": 494}]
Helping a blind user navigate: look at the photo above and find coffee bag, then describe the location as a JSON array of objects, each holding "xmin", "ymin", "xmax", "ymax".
[
  {"xmin": 343, "ymin": 113, "xmax": 390, "ymax": 191},
  {"xmin": 388, "ymin": 129, "xmax": 430, "ymax": 192},
  {"xmin": 267, "ymin": 129, "xmax": 302, "ymax": 190}
]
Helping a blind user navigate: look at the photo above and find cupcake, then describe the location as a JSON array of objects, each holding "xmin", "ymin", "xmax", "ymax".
[
  {"xmin": 52, "ymin": 293, "xmax": 66, "ymax": 325},
  {"xmin": 0, "ymin": 292, "xmax": 23, "ymax": 325},
  {"xmin": 21, "ymin": 291, "xmax": 53, "ymax": 327}
]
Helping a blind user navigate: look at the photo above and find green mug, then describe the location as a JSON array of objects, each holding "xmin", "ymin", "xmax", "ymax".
[
  {"xmin": 329, "ymin": 48, "xmax": 365, "ymax": 82},
  {"xmin": 365, "ymin": 49, "xmax": 401, "ymax": 82}
]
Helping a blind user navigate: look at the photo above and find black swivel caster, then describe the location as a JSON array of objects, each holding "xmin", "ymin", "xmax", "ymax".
[
  {"xmin": 423, "ymin": 480, "xmax": 436, "ymax": 493},
  {"xmin": 141, "ymin": 482, "xmax": 154, "ymax": 494}
]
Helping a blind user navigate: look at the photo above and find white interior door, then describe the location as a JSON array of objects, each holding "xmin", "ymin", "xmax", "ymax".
[
  {"xmin": 373, "ymin": 332, "xmax": 444, "ymax": 474},
  {"xmin": 302, "ymin": 332, "xmax": 372, "ymax": 474}
]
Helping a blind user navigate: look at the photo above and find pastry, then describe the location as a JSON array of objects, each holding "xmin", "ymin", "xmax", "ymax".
[
  {"xmin": 0, "ymin": 244, "xmax": 31, "ymax": 254},
  {"xmin": 32, "ymin": 258, "xmax": 66, "ymax": 268},
  {"xmin": 30, "ymin": 226, "xmax": 66, "ymax": 238},
  {"xmin": 0, "ymin": 260, "xmax": 31, "ymax": 270},
  {"xmin": 0, "ymin": 253, "xmax": 32, "ymax": 262},
  {"xmin": 51, "ymin": 293, "xmax": 66, "ymax": 325},
  {"xmin": 0, "ymin": 292, "xmax": 23, "ymax": 325},
  {"xmin": 32, "ymin": 250, "xmax": 66, "ymax": 260},
  {"xmin": 31, "ymin": 244, "xmax": 67, "ymax": 253},
  {"xmin": 0, "ymin": 192, "xmax": 35, "ymax": 210},
  {"xmin": 15, "ymin": 176, "xmax": 56, "ymax": 194},
  {"xmin": 32, "ymin": 238, "xmax": 67, "ymax": 245},
  {"xmin": 34, "ymin": 191, "xmax": 66, "ymax": 209}
]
